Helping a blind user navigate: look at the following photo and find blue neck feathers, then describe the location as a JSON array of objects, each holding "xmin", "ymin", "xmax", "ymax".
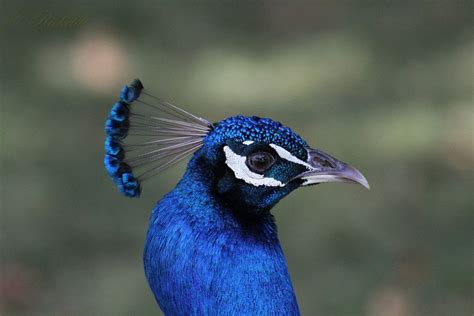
[{"xmin": 143, "ymin": 152, "xmax": 300, "ymax": 315}]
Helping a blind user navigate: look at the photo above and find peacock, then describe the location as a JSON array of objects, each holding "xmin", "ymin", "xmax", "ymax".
[{"xmin": 104, "ymin": 79, "xmax": 369, "ymax": 315}]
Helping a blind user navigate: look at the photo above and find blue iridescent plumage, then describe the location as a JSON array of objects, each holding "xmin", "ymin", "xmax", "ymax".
[
  {"xmin": 206, "ymin": 115, "xmax": 308, "ymax": 160},
  {"xmin": 103, "ymin": 79, "xmax": 369, "ymax": 314},
  {"xmin": 104, "ymin": 137, "xmax": 123, "ymax": 158},
  {"xmin": 104, "ymin": 80, "xmax": 143, "ymax": 197}
]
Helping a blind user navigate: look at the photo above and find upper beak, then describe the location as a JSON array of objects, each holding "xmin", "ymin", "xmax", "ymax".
[{"xmin": 295, "ymin": 148, "xmax": 370, "ymax": 189}]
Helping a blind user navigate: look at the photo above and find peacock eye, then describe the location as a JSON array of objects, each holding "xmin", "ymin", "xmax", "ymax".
[{"xmin": 246, "ymin": 151, "xmax": 276, "ymax": 174}]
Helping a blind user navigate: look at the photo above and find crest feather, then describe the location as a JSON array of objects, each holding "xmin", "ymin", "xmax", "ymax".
[{"xmin": 104, "ymin": 79, "xmax": 213, "ymax": 197}]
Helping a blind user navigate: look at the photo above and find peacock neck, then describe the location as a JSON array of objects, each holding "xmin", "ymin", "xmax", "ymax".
[
  {"xmin": 178, "ymin": 161, "xmax": 279, "ymax": 236},
  {"xmin": 144, "ymin": 160, "xmax": 300, "ymax": 315}
]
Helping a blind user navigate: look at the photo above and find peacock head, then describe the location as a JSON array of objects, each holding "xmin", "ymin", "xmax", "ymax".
[
  {"xmin": 192, "ymin": 115, "xmax": 368, "ymax": 212},
  {"xmin": 104, "ymin": 79, "xmax": 368, "ymax": 213}
]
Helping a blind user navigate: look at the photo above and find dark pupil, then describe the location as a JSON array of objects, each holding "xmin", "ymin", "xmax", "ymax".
[{"xmin": 247, "ymin": 152, "xmax": 274, "ymax": 173}]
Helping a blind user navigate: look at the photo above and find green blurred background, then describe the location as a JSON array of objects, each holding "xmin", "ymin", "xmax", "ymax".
[{"xmin": 1, "ymin": 1, "xmax": 472, "ymax": 315}]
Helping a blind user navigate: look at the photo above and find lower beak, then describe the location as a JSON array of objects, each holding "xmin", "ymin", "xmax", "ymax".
[{"xmin": 296, "ymin": 148, "xmax": 370, "ymax": 189}]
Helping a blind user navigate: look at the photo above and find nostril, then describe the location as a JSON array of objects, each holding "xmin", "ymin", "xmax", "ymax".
[
  {"xmin": 322, "ymin": 159, "xmax": 335, "ymax": 168},
  {"xmin": 312, "ymin": 156, "xmax": 335, "ymax": 168}
]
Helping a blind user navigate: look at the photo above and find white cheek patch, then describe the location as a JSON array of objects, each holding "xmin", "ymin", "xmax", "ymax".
[
  {"xmin": 223, "ymin": 146, "xmax": 284, "ymax": 187},
  {"xmin": 269, "ymin": 144, "xmax": 313, "ymax": 170}
]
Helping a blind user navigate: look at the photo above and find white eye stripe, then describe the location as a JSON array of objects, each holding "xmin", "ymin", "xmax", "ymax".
[
  {"xmin": 223, "ymin": 146, "xmax": 284, "ymax": 187},
  {"xmin": 243, "ymin": 140, "xmax": 254, "ymax": 145},
  {"xmin": 269, "ymin": 144, "xmax": 312, "ymax": 169}
]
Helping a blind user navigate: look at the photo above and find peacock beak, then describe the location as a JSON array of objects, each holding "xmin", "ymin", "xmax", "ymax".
[{"xmin": 296, "ymin": 148, "xmax": 370, "ymax": 189}]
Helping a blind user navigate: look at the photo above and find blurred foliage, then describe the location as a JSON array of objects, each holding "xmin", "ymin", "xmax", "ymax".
[{"xmin": 1, "ymin": 1, "xmax": 473, "ymax": 315}]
